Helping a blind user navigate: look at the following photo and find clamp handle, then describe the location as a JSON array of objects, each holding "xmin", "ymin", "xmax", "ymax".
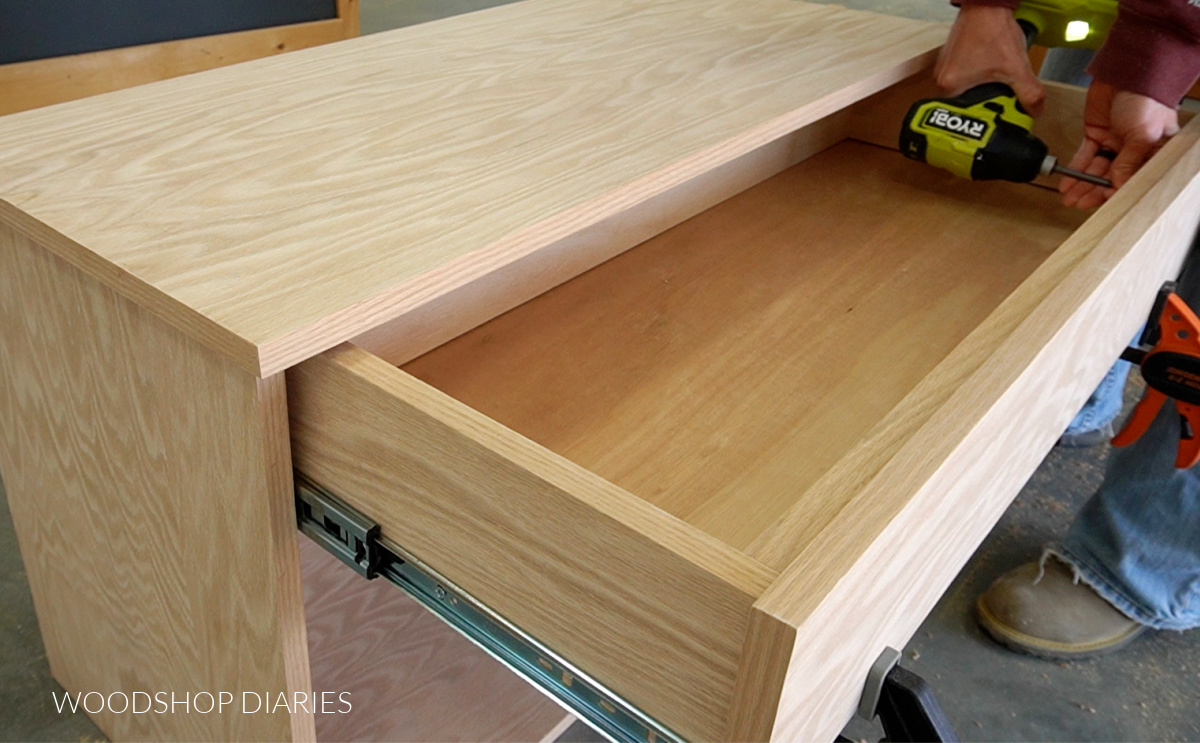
[{"xmin": 1112, "ymin": 289, "xmax": 1200, "ymax": 468}]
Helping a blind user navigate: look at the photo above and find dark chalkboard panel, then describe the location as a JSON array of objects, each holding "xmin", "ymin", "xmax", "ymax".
[{"xmin": 0, "ymin": 0, "xmax": 339, "ymax": 65}]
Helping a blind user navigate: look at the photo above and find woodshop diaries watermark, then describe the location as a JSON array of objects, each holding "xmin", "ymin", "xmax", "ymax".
[{"xmin": 52, "ymin": 691, "xmax": 352, "ymax": 715}]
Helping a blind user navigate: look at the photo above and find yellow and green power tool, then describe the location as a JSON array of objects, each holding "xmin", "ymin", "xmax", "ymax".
[{"xmin": 899, "ymin": 0, "xmax": 1117, "ymax": 187}]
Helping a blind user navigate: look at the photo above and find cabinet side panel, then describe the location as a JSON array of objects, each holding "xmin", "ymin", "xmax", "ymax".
[{"xmin": 0, "ymin": 224, "xmax": 313, "ymax": 741}]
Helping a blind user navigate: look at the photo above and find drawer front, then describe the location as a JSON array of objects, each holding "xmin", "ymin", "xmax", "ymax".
[
  {"xmin": 734, "ymin": 117, "xmax": 1200, "ymax": 741},
  {"xmin": 287, "ymin": 345, "xmax": 775, "ymax": 741}
]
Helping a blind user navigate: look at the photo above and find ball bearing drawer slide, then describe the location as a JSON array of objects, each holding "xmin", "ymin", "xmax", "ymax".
[{"xmin": 294, "ymin": 472, "xmax": 683, "ymax": 743}]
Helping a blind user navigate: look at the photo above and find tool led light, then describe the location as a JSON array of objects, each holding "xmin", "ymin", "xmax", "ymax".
[{"xmin": 1064, "ymin": 20, "xmax": 1090, "ymax": 42}]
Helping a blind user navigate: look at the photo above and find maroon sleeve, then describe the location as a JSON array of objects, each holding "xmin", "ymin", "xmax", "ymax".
[
  {"xmin": 951, "ymin": 0, "xmax": 1021, "ymax": 9},
  {"xmin": 1087, "ymin": 0, "xmax": 1200, "ymax": 105}
]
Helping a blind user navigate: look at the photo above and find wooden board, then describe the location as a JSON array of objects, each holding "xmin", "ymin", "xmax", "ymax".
[
  {"xmin": 0, "ymin": 0, "xmax": 945, "ymax": 376},
  {"xmin": 287, "ymin": 346, "xmax": 775, "ymax": 742},
  {"xmin": 402, "ymin": 140, "xmax": 1086, "ymax": 552},
  {"xmin": 352, "ymin": 108, "xmax": 854, "ymax": 368},
  {"xmin": 300, "ymin": 537, "xmax": 572, "ymax": 742},
  {"xmin": 0, "ymin": 0, "xmax": 358, "ymax": 116},
  {"xmin": 0, "ymin": 223, "xmax": 313, "ymax": 741},
  {"xmin": 729, "ymin": 115, "xmax": 1200, "ymax": 742}
]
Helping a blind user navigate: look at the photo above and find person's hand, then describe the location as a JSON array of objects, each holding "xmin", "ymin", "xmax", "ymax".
[
  {"xmin": 1059, "ymin": 81, "xmax": 1180, "ymax": 208},
  {"xmin": 935, "ymin": 4, "xmax": 1045, "ymax": 116}
]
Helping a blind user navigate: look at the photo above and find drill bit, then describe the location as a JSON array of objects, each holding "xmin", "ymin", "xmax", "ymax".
[
  {"xmin": 1041, "ymin": 156, "xmax": 1114, "ymax": 188},
  {"xmin": 1050, "ymin": 163, "xmax": 1114, "ymax": 188}
]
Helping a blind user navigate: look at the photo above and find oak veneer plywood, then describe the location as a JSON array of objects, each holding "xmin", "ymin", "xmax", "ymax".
[
  {"xmin": 0, "ymin": 0, "xmax": 359, "ymax": 116},
  {"xmin": 300, "ymin": 537, "xmax": 572, "ymax": 742},
  {"xmin": 402, "ymin": 140, "xmax": 1086, "ymax": 551},
  {"xmin": 0, "ymin": 0, "xmax": 945, "ymax": 376},
  {"xmin": 0, "ymin": 227, "xmax": 313, "ymax": 740},
  {"xmin": 287, "ymin": 346, "xmax": 776, "ymax": 742},
  {"xmin": 353, "ymin": 109, "xmax": 854, "ymax": 367},
  {"xmin": 730, "ymin": 116, "xmax": 1200, "ymax": 742}
]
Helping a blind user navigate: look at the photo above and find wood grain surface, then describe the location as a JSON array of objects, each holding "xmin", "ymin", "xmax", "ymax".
[
  {"xmin": 300, "ymin": 536, "xmax": 572, "ymax": 742},
  {"xmin": 353, "ymin": 109, "xmax": 854, "ymax": 368},
  {"xmin": 402, "ymin": 140, "xmax": 1085, "ymax": 552},
  {"xmin": 733, "ymin": 115, "xmax": 1200, "ymax": 742},
  {"xmin": 0, "ymin": 0, "xmax": 944, "ymax": 376},
  {"xmin": 288, "ymin": 346, "xmax": 775, "ymax": 741},
  {"xmin": 0, "ymin": 224, "xmax": 313, "ymax": 741},
  {"xmin": 0, "ymin": 0, "xmax": 358, "ymax": 116}
]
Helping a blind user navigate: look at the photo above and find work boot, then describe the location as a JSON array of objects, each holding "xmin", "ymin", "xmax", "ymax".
[{"xmin": 976, "ymin": 557, "xmax": 1147, "ymax": 659}]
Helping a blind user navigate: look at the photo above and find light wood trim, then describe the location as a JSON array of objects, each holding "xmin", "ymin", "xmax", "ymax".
[
  {"xmin": 0, "ymin": 1, "xmax": 358, "ymax": 116},
  {"xmin": 287, "ymin": 345, "xmax": 775, "ymax": 742},
  {"xmin": 728, "ymin": 115, "xmax": 1200, "ymax": 742},
  {"xmin": 0, "ymin": 0, "xmax": 945, "ymax": 377},
  {"xmin": 0, "ymin": 226, "xmax": 314, "ymax": 740}
]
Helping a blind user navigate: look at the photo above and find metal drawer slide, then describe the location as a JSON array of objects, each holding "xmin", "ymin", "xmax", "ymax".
[{"xmin": 295, "ymin": 472, "xmax": 683, "ymax": 743}]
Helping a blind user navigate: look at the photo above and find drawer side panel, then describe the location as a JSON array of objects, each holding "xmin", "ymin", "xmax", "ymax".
[{"xmin": 287, "ymin": 345, "xmax": 775, "ymax": 741}]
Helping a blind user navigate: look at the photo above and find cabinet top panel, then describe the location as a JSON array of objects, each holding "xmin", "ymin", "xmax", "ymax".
[{"xmin": 0, "ymin": 0, "xmax": 943, "ymax": 376}]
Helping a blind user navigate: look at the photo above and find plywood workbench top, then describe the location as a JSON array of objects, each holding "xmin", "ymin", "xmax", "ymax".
[{"xmin": 0, "ymin": 0, "xmax": 945, "ymax": 377}]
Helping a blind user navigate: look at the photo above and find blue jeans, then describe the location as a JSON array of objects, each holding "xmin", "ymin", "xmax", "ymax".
[
  {"xmin": 1060, "ymin": 359, "xmax": 1131, "ymax": 438},
  {"xmin": 1052, "ymin": 252, "xmax": 1200, "ymax": 630}
]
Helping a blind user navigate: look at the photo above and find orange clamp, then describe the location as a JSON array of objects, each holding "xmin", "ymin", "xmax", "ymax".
[{"xmin": 1112, "ymin": 292, "xmax": 1200, "ymax": 468}]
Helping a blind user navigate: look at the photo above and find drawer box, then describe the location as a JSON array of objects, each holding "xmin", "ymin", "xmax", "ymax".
[{"xmin": 287, "ymin": 79, "xmax": 1200, "ymax": 741}]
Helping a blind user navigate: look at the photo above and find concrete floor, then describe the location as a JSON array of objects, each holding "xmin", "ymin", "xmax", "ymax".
[{"xmin": 4, "ymin": 1, "xmax": 1200, "ymax": 741}]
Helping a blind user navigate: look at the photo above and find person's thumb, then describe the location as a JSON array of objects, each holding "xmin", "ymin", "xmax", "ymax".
[
  {"xmin": 1010, "ymin": 70, "xmax": 1046, "ymax": 117},
  {"xmin": 1108, "ymin": 136, "xmax": 1155, "ymax": 188}
]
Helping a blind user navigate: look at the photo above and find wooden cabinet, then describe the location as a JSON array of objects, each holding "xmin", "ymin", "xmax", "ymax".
[{"xmin": 2, "ymin": 1, "xmax": 1199, "ymax": 740}]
